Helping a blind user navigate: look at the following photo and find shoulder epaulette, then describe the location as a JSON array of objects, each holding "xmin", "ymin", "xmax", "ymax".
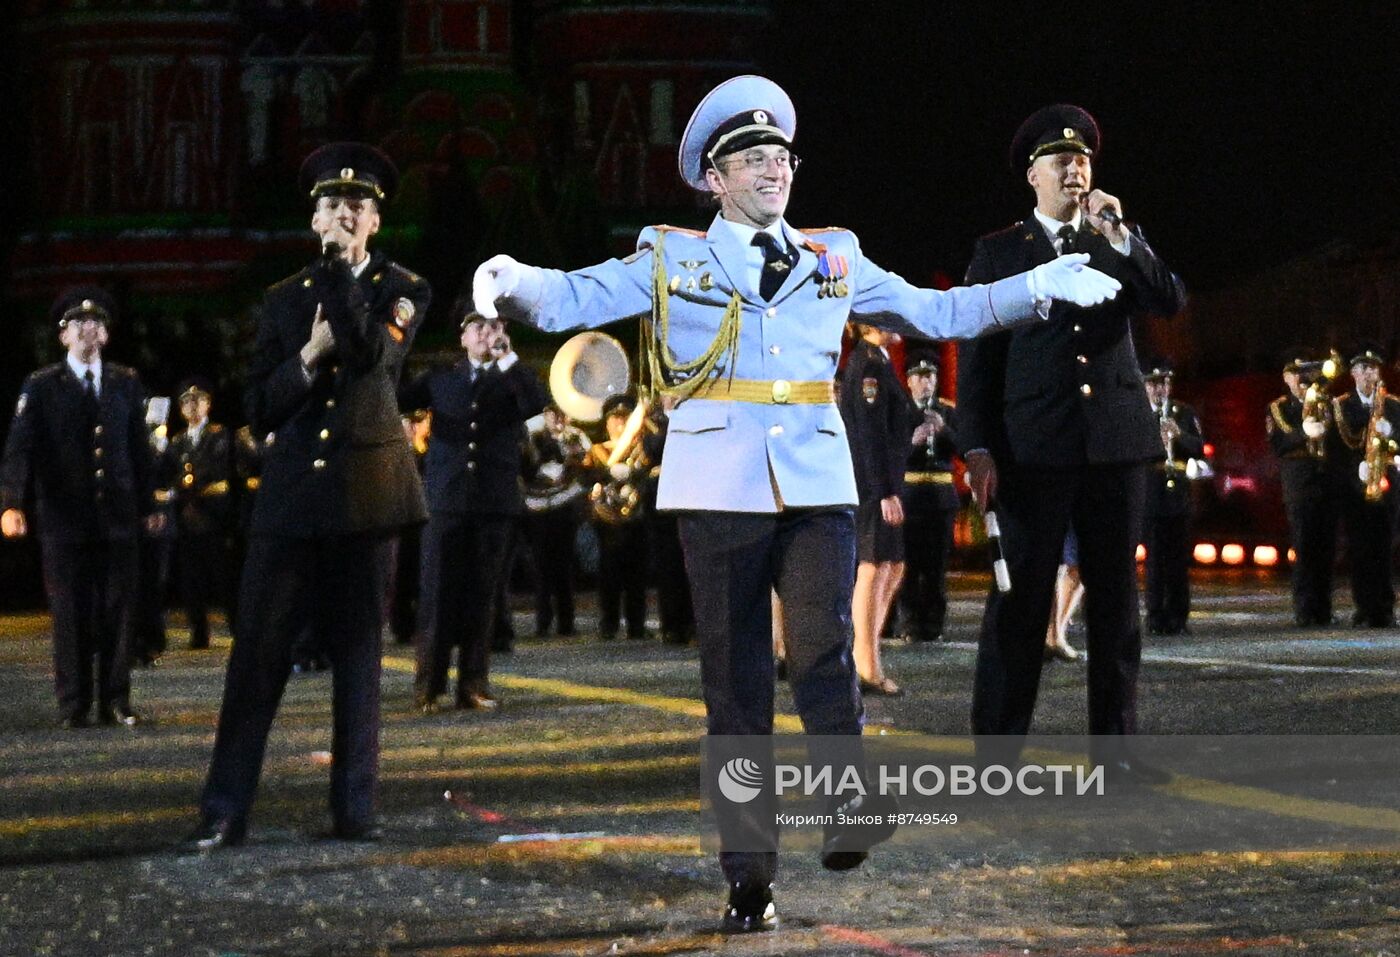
[
  {"xmin": 652, "ymin": 224, "xmax": 707, "ymax": 239},
  {"xmin": 1268, "ymin": 397, "xmax": 1293, "ymax": 433},
  {"xmin": 798, "ymin": 227, "xmax": 847, "ymax": 235},
  {"xmin": 266, "ymin": 269, "xmax": 312, "ymax": 295},
  {"xmin": 208, "ymin": 423, "xmax": 225, "ymax": 435},
  {"xmin": 388, "ymin": 262, "xmax": 425, "ymax": 285}
]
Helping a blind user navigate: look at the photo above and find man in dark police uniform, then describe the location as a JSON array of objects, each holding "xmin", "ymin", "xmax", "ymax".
[
  {"xmin": 185, "ymin": 143, "xmax": 430, "ymax": 850},
  {"xmin": 2, "ymin": 287, "xmax": 163, "ymax": 728},
  {"xmin": 956, "ymin": 105, "xmax": 1186, "ymax": 777}
]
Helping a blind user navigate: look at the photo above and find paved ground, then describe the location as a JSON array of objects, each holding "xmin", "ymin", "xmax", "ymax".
[{"xmin": 0, "ymin": 572, "xmax": 1397, "ymax": 956}]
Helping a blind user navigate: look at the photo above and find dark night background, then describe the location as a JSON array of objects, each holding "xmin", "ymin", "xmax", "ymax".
[{"xmin": 0, "ymin": 1, "xmax": 1397, "ymax": 605}]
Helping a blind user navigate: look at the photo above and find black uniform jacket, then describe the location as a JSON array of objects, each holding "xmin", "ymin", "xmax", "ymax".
[
  {"xmin": 1267, "ymin": 393, "xmax": 1329, "ymax": 505},
  {"xmin": 956, "ymin": 219, "xmax": 1187, "ymax": 467},
  {"xmin": 399, "ymin": 358, "xmax": 549, "ymax": 516},
  {"xmin": 1, "ymin": 361, "xmax": 155, "ymax": 541},
  {"xmin": 1145, "ymin": 400, "xmax": 1204, "ymax": 518},
  {"xmin": 167, "ymin": 422, "xmax": 234, "ymax": 535},
  {"xmin": 839, "ymin": 341, "xmax": 912, "ymax": 503},
  {"xmin": 246, "ymin": 251, "xmax": 430, "ymax": 538},
  {"xmin": 1328, "ymin": 390, "xmax": 1400, "ymax": 495},
  {"xmin": 905, "ymin": 397, "xmax": 961, "ymax": 512}
]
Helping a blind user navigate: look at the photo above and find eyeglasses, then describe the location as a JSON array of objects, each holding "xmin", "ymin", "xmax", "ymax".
[{"xmin": 719, "ymin": 152, "xmax": 801, "ymax": 174}]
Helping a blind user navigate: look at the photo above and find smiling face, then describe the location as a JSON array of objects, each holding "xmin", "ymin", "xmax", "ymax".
[
  {"xmin": 1027, "ymin": 150, "xmax": 1092, "ymax": 221},
  {"xmin": 59, "ymin": 316, "xmax": 108, "ymax": 362},
  {"xmin": 703, "ymin": 144, "xmax": 795, "ymax": 228}
]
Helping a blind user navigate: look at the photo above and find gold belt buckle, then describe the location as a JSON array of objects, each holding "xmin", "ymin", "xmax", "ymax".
[{"xmin": 771, "ymin": 379, "xmax": 792, "ymax": 404}]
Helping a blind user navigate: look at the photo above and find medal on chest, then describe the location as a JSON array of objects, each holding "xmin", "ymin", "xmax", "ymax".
[{"xmin": 817, "ymin": 251, "xmax": 849, "ymax": 299}]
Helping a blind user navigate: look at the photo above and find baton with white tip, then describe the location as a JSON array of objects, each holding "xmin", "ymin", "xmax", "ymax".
[{"xmin": 983, "ymin": 505, "xmax": 1012, "ymax": 593}]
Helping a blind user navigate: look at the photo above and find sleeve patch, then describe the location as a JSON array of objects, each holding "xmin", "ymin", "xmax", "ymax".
[{"xmin": 393, "ymin": 297, "xmax": 416, "ymax": 328}]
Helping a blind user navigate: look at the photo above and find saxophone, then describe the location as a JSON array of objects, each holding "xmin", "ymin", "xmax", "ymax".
[{"xmin": 1362, "ymin": 384, "xmax": 1396, "ymax": 503}]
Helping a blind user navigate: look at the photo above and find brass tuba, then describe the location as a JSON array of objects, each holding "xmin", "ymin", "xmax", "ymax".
[{"xmin": 549, "ymin": 331, "xmax": 630, "ymax": 424}]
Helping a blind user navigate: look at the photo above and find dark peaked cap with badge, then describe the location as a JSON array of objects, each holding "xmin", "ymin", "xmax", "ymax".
[
  {"xmin": 678, "ymin": 74, "xmax": 796, "ymax": 190},
  {"xmin": 1348, "ymin": 344, "xmax": 1386, "ymax": 367},
  {"xmin": 51, "ymin": 285, "xmax": 117, "ymax": 328},
  {"xmin": 298, "ymin": 142, "xmax": 400, "ymax": 203},
  {"xmin": 1143, "ymin": 357, "xmax": 1175, "ymax": 381},
  {"xmin": 1009, "ymin": 103, "xmax": 1101, "ymax": 170},
  {"xmin": 177, "ymin": 377, "xmax": 215, "ymax": 400}
]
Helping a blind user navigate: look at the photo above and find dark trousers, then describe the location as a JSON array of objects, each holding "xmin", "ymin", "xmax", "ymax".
[
  {"xmin": 651, "ymin": 512, "xmax": 695, "ymax": 640},
  {"xmin": 1144, "ymin": 511, "xmax": 1191, "ymax": 632},
  {"xmin": 1286, "ymin": 496, "xmax": 1337, "ymax": 623},
  {"xmin": 388, "ymin": 525, "xmax": 422, "ymax": 644},
  {"xmin": 39, "ymin": 535, "xmax": 138, "ymax": 719},
  {"xmin": 133, "ymin": 532, "xmax": 172, "ymax": 662},
  {"xmin": 679, "ymin": 508, "xmax": 864, "ymax": 887},
  {"xmin": 901, "ymin": 507, "xmax": 956, "ymax": 639},
  {"xmin": 1341, "ymin": 490, "xmax": 1396, "ymax": 623},
  {"xmin": 199, "ymin": 532, "xmax": 392, "ymax": 829},
  {"xmin": 595, "ymin": 519, "xmax": 649, "ymax": 637},
  {"xmin": 177, "ymin": 530, "xmax": 227, "ymax": 648},
  {"xmin": 526, "ymin": 508, "xmax": 578, "ymax": 636},
  {"xmin": 417, "ymin": 513, "xmax": 511, "ymax": 700},
  {"xmin": 972, "ymin": 463, "xmax": 1145, "ymax": 745}
]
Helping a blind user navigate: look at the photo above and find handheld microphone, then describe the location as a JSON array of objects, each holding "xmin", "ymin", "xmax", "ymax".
[
  {"xmin": 1080, "ymin": 194, "xmax": 1122, "ymax": 226},
  {"xmin": 983, "ymin": 506, "xmax": 1012, "ymax": 593}
]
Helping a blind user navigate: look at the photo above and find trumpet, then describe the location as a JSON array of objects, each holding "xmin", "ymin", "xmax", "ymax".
[
  {"xmin": 1301, "ymin": 349, "xmax": 1342, "ymax": 458},
  {"xmin": 1160, "ymin": 398, "xmax": 1176, "ymax": 475}
]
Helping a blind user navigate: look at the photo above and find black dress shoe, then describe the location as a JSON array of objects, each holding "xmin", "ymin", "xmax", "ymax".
[
  {"xmin": 457, "ymin": 691, "xmax": 499, "ymax": 712},
  {"xmin": 1098, "ymin": 756, "xmax": 1173, "ymax": 787},
  {"xmin": 331, "ymin": 820, "xmax": 383, "ymax": 842},
  {"xmin": 181, "ymin": 817, "xmax": 246, "ymax": 852},
  {"xmin": 100, "ymin": 705, "xmax": 142, "ymax": 727},
  {"xmin": 821, "ymin": 791, "xmax": 899, "ymax": 871},
  {"xmin": 720, "ymin": 881, "xmax": 777, "ymax": 933}
]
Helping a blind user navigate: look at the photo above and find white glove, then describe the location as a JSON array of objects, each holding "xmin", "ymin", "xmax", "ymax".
[
  {"xmin": 1358, "ymin": 461, "xmax": 1370, "ymax": 483},
  {"xmin": 609, "ymin": 463, "xmax": 632, "ymax": 482},
  {"xmin": 472, "ymin": 254, "xmax": 539, "ymax": 320},
  {"xmin": 1377, "ymin": 418, "xmax": 1394, "ymax": 438},
  {"xmin": 539, "ymin": 462, "xmax": 564, "ymax": 481},
  {"xmin": 1302, "ymin": 417, "xmax": 1326, "ymax": 439},
  {"xmin": 1026, "ymin": 252, "xmax": 1122, "ymax": 307}
]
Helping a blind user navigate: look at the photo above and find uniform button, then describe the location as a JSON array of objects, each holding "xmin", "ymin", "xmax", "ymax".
[
  {"xmin": 470, "ymin": 422, "xmax": 478, "ymax": 431},
  {"xmin": 93, "ymin": 448, "xmax": 103, "ymax": 459},
  {"xmin": 1073, "ymin": 324, "xmax": 1083, "ymax": 333},
  {"xmin": 771, "ymin": 379, "xmax": 792, "ymax": 403},
  {"xmin": 184, "ymin": 462, "xmax": 194, "ymax": 472},
  {"xmin": 468, "ymin": 442, "xmax": 477, "ymax": 451},
  {"xmin": 319, "ymin": 429, "xmax": 330, "ymax": 440},
  {"xmin": 313, "ymin": 458, "xmax": 327, "ymax": 470},
  {"xmin": 325, "ymin": 399, "xmax": 336, "ymax": 409},
  {"xmin": 1080, "ymin": 384, "xmax": 1093, "ymax": 397},
  {"xmin": 470, "ymin": 401, "xmax": 479, "ymax": 411},
  {"xmin": 93, "ymin": 425, "xmax": 103, "ymax": 436},
  {"xmin": 1077, "ymin": 354, "xmax": 1088, "ymax": 364},
  {"xmin": 769, "ymin": 345, "xmax": 781, "ymax": 355},
  {"xmin": 766, "ymin": 307, "xmax": 777, "ymax": 317},
  {"xmin": 94, "ymin": 468, "xmax": 104, "ymax": 479},
  {"xmin": 467, "ymin": 461, "xmax": 477, "ymax": 471},
  {"xmin": 768, "ymin": 425, "xmax": 784, "ymax": 437}
]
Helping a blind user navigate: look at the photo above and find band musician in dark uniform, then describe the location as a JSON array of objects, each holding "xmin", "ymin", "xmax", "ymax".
[
  {"xmin": 1267, "ymin": 352, "xmax": 1338, "ymax": 626},
  {"xmin": 399, "ymin": 306, "xmax": 549, "ymax": 713},
  {"xmin": 1, "ymin": 286, "xmax": 164, "ymax": 728},
  {"xmin": 956, "ymin": 105, "xmax": 1186, "ymax": 778},
  {"xmin": 585, "ymin": 393, "xmax": 653, "ymax": 642},
  {"xmin": 899, "ymin": 357, "xmax": 960, "ymax": 644},
  {"xmin": 168, "ymin": 378, "xmax": 233, "ymax": 650},
  {"xmin": 184, "ymin": 143, "xmax": 431, "ymax": 850},
  {"xmin": 1141, "ymin": 359, "xmax": 1204, "ymax": 636},
  {"xmin": 524, "ymin": 403, "xmax": 590, "ymax": 639},
  {"xmin": 1328, "ymin": 346, "xmax": 1400, "ymax": 628}
]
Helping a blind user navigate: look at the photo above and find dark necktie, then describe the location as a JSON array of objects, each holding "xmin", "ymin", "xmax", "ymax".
[
  {"xmin": 752, "ymin": 232, "xmax": 793, "ymax": 301},
  {"xmin": 1057, "ymin": 224, "xmax": 1076, "ymax": 255},
  {"xmin": 82, "ymin": 370, "xmax": 99, "ymax": 422}
]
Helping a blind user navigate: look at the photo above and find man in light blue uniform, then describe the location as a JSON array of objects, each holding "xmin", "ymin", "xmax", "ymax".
[{"xmin": 473, "ymin": 75, "xmax": 1120, "ymax": 932}]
